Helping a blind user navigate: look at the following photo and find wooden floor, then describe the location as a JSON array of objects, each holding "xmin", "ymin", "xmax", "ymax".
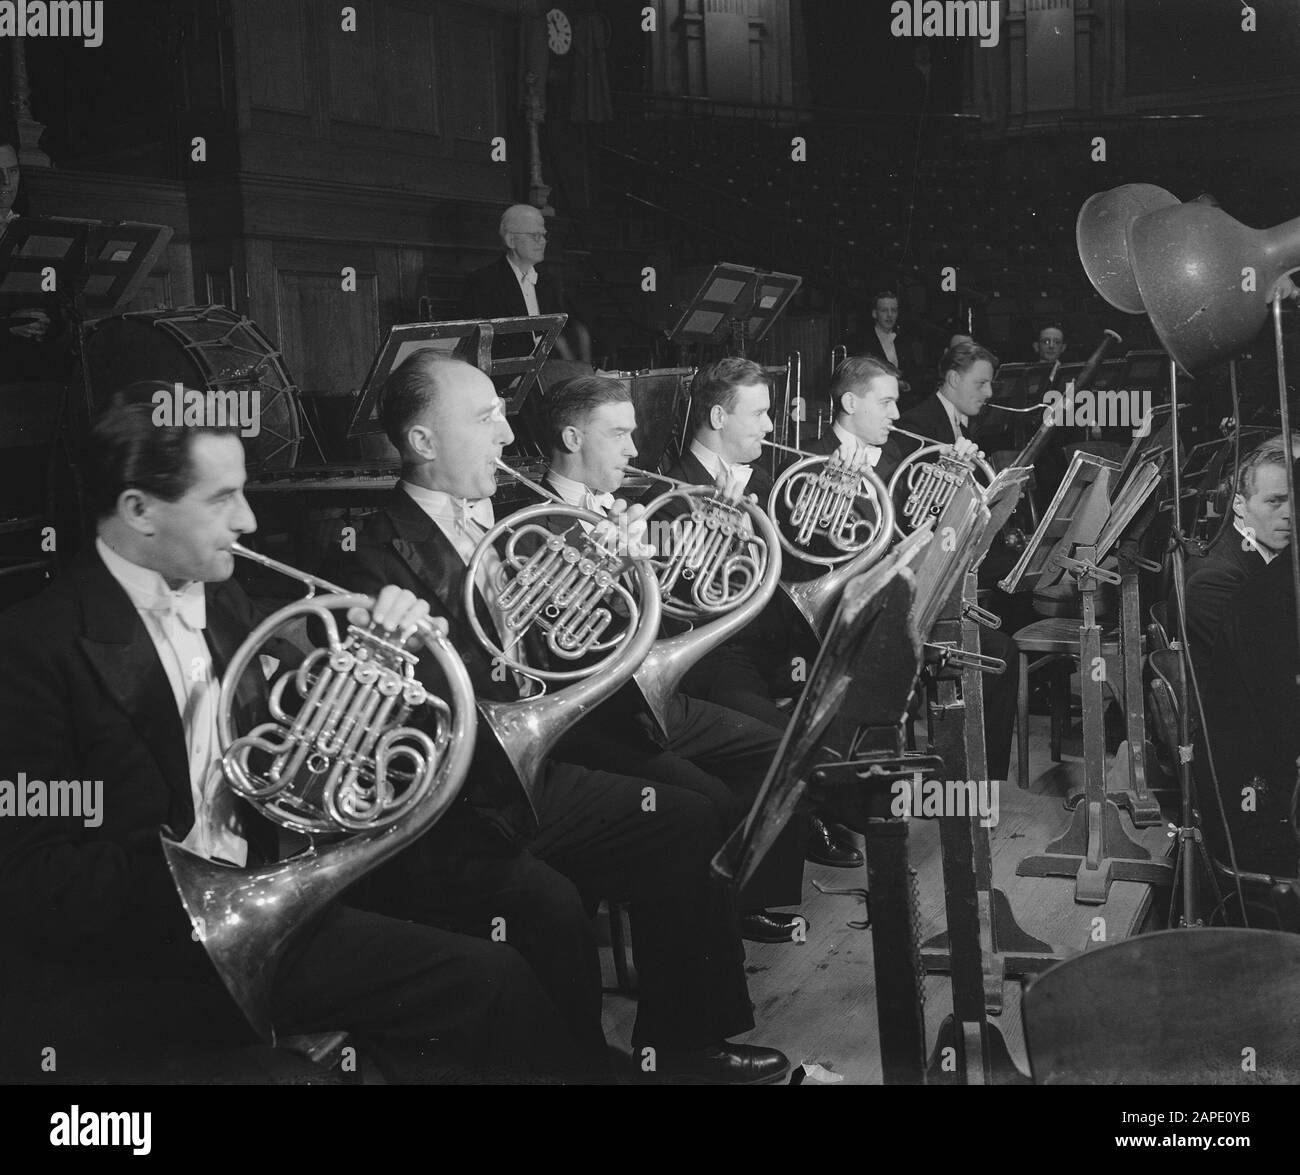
[{"xmin": 599, "ymin": 709, "xmax": 1176, "ymax": 1084}]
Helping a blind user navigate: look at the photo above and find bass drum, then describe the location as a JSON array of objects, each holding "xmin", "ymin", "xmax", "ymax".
[{"xmin": 85, "ymin": 306, "xmax": 302, "ymax": 472}]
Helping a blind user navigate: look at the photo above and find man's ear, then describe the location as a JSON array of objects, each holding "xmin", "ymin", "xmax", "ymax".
[
  {"xmin": 119, "ymin": 489, "xmax": 155, "ymax": 537},
  {"xmin": 943, "ymin": 369, "xmax": 960, "ymax": 394},
  {"xmin": 709, "ymin": 404, "xmax": 727, "ymax": 431},
  {"xmin": 838, "ymin": 390, "xmax": 856, "ymax": 417},
  {"xmin": 407, "ymin": 425, "xmax": 437, "ymax": 463},
  {"xmin": 1232, "ymin": 492, "xmax": 1247, "ymax": 521},
  {"xmin": 561, "ymin": 424, "xmax": 583, "ymax": 454}
]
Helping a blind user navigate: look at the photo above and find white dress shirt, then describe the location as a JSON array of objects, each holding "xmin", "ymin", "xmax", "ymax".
[
  {"xmin": 831, "ymin": 421, "xmax": 883, "ymax": 470},
  {"xmin": 401, "ymin": 481, "xmax": 531, "ymax": 689},
  {"xmin": 1235, "ymin": 518, "xmax": 1279, "ymax": 564},
  {"xmin": 875, "ymin": 325, "xmax": 900, "ymax": 368},
  {"xmin": 938, "ymin": 393, "xmax": 968, "ymax": 443},
  {"xmin": 507, "ymin": 256, "xmax": 541, "ymax": 319},
  {"xmin": 96, "ymin": 538, "xmax": 247, "ymax": 866},
  {"xmin": 548, "ymin": 468, "xmax": 615, "ymax": 516},
  {"xmin": 689, "ymin": 439, "xmax": 753, "ymax": 494}
]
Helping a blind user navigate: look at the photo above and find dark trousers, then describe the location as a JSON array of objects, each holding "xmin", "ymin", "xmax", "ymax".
[
  {"xmin": 362, "ymin": 764, "xmax": 755, "ymax": 1059},
  {"xmin": 560, "ymin": 694, "xmax": 805, "ymax": 910},
  {"xmin": 2, "ymin": 902, "xmax": 580, "ymax": 1084},
  {"xmin": 682, "ymin": 647, "xmax": 792, "ymax": 732}
]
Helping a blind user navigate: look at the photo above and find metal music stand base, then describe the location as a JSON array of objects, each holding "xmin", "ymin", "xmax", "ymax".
[
  {"xmin": 921, "ymin": 885, "xmax": 1061, "ymax": 984},
  {"xmin": 1017, "ymin": 551, "xmax": 1173, "ymax": 903},
  {"xmin": 928, "ymin": 1012, "xmax": 1031, "ymax": 1086},
  {"xmin": 1017, "ymin": 797, "xmax": 1173, "ymax": 904}
]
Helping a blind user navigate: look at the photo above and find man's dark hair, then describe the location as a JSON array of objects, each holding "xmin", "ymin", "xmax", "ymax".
[
  {"xmin": 545, "ymin": 374, "xmax": 631, "ymax": 455},
  {"xmin": 872, "ymin": 290, "xmax": 898, "ymax": 310},
  {"xmin": 939, "ymin": 340, "xmax": 998, "ymax": 381},
  {"xmin": 380, "ymin": 351, "xmax": 481, "ymax": 463},
  {"xmin": 829, "ymin": 355, "xmax": 899, "ymax": 415},
  {"xmin": 1038, "ymin": 322, "xmax": 1065, "ymax": 340},
  {"xmin": 87, "ymin": 391, "xmax": 240, "ymax": 520},
  {"xmin": 688, "ymin": 357, "xmax": 767, "ymax": 436}
]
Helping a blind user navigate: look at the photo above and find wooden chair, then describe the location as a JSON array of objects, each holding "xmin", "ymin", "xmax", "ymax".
[
  {"xmin": 1013, "ymin": 617, "xmax": 1121, "ymax": 789},
  {"xmin": 1023, "ymin": 927, "xmax": 1300, "ymax": 1083}
]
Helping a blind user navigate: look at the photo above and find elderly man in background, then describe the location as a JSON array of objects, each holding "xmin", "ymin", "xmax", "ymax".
[{"xmin": 458, "ymin": 202, "xmax": 592, "ymax": 365}]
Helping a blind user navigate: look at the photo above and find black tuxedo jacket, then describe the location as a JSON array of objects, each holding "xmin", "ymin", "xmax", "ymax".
[
  {"xmin": 852, "ymin": 328, "xmax": 927, "ymax": 397},
  {"xmin": 1203, "ymin": 553, "xmax": 1300, "ymax": 876},
  {"xmin": 457, "ymin": 255, "xmax": 566, "ymax": 359},
  {"xmin": 0, "ymin": 551, "xmax": 276, "ymax": 965},
  {"xmin": 327, "ymin": 487, "xmax": 570, "ymax": 841},
  {"xmin": 1179, "ymin": 526, "xmax": 1271, "ymax": 679},
  {"xmin": 662, "ymin": 447, "xmax": 795, "ymax": 686},
  {"xmin": 897, "ymin": 392, "xmax": 967, "ymax": 453},
  {"xmin": 802, "ymin": 426, "xmax": 904, "ymax": 484}
]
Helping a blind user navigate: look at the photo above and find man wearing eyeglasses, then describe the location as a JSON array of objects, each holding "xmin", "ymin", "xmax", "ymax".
[{"xmin": 458, "ymin": 203, "xmax": 592, "ymax": 364}]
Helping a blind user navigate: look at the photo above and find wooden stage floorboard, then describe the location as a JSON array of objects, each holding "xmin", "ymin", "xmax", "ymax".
[{"xmin": 600, "ymin": 711, "xmax": 1177, "ymax": 1084}]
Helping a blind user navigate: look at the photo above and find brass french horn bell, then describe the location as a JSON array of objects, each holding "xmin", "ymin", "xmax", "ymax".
[
  {"xmin": 1129, "ymin": 202, "xmax": 1300, "ymax": 373},
  {"xmin": 1076, "ymin": 183, "xmax": 1179, "ymax": 313},
  {"xmin": 164, "ymin": 543, "xmax": 477, "ymax": 1043}
]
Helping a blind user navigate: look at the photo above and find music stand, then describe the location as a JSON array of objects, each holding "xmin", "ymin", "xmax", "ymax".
[
  {"xmin": 717, "ymin": 528, "xmax": 931, "ymax": 894},
  {"xmin": 667, "ymin": 262, "xmax": 800, "ymax": 356},
  {"xmin": 0, "ymin": 216, "xmax": 86, "ymax": 309},
  {"xmin": 1003, "ymin": 454, "xmax": 1173, "ymax": 902},
  {"xmin": 346, "ymin": 315, "xmax": 566, "ymax": 443},
  {"xmin": 78, "ymin": 222, "xmax": 174, "ymax": 319}
]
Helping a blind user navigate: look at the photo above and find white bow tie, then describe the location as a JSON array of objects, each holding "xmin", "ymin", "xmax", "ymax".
[
  {"xmin": 455, "ymin": 498, "xmax": 496, "ymax": 535},
  {"xmin": 519, "ymin": 268, "xmax": 537, "ymax": 287},
  {"xmin": 582, "ymin": 489, "xmax": 615, "ymax": 515},
  {"xmin": 714, "ymin": 461, "xmax": 753, "ymax": 495},
  {"xmin": 143, "ymin": 582, "xmax": 206, "ymax": 632}
]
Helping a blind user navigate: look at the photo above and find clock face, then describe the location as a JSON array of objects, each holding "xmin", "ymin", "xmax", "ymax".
[{"xmin": 547, "ymin": 8, "xmax": 572, "ymax": 55}]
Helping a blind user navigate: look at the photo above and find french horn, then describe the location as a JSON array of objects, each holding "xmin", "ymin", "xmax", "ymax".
[
  {"xmin": 162, "ymin": 542, "xmax": 477, "ymax": 1043},
  {"xmin": 765, "ymin": 440, "xmax": 895, "ymax": 639},
  {"xmin": 464, "ymin": 463, "xmax": 662, "ymax": 797},
  {"xmin": 887, "ymin": 431, "xmax": 996, "ymax": 541},
  {"xmin": 634, "ymin": 468, "xmax": 784, "ymax": 732}
]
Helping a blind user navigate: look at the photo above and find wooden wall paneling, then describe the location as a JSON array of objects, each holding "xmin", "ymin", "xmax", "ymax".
[
  {"xmin": 243, "ymin": 237, "xmax": 278, "ymax": 339},
  {"xmin": 386, "ymin": 1, "xmax": 441, "ymax": 136},
  {"xmin": 443, "ymin": 6, "xmax": 502, "ymax": 150},
  {"xmin": 245, "ymin": 0, "xmax": 310, "ymax": 118},
  {"xmin": 374, "ymin": 246, "xmax": 403, "ymax": 339},
  {"xmin": 327, "ymin": 0, "xmax": 382, "ymax": 127},
  {"xmin": 271, "ymin": 246, "xmax": 381, "ymax": 397}
]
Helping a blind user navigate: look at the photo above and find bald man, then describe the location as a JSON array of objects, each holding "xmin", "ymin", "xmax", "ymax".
[{"xmin": 458, "ymin": 203, "xmax": 592, "ymax": 364}]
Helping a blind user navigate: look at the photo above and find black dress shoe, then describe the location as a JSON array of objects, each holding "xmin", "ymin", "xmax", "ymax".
[
  {"xmin": 740, "ymin": 909, "xmax": 807, "ymax": 943},
  {"xmin": 806, "ymin": 816, "xmax": 864, "ymax": 868},
  {"xmin": 656, "ymin": 1042, "xmax": 791, "ymax": 1085}
]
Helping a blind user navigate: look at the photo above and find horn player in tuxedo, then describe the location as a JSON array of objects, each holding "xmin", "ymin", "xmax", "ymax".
[
  {"xmin": 663, "ymin": 357, "xmax": 865, "ymax": 870},
  {"xmin": 0, "ymin": 399, "xmax": 585, "ymax": 1083},
  {"xmin": 534, "ymin": 373, "xmax": 809, "ymax": 945},
  {"xmin": 895, "ymin": 341, "xmax": 1020, "ymax": 783},
  {"xmin": 327, "ymin": 352, "xmax": 791, "ymax": 1085}
]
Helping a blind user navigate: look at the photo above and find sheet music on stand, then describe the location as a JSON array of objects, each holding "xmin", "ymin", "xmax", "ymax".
[
  {"xmin": 0, "ymin": 216, "xmax": 87, "ymax": 309},
  {"xmin": 667, "ymin": 262, "xmax": 800, "ymax": 353},
  {"xmin": 0, "ymin": 217, "xmax": 173, "ymax": 318},
  {"xmin": 347, "ymin": 314, "xmax": 566, "ymax": 441},
  {"xmin": 999, "ymin": 451, "xmax": 1118, "ymax": 595},
  {"xmin": 79, "ymin": 221, "xmax": 174, "ymax": 318},
  {"xmin": 1096, "ymin": 461, "xmax": 1163, "ymax": 561},
  {"xmin": 722, "ymin": 527, "xmax": 933, "ymax": 893}
]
